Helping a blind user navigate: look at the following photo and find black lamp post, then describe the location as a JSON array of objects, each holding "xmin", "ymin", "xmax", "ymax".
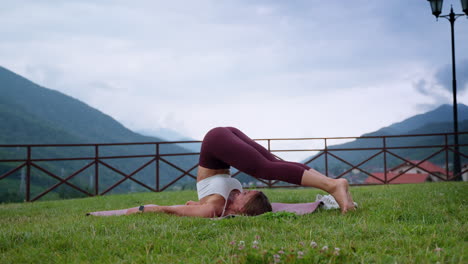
[{"xmin": 427, "ymin": 0, "xmax": 467, "ymax": 181}]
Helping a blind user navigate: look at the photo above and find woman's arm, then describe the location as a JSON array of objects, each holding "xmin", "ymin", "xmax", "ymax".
[
  {"xmin": 185, "ymin": 200, "xmax": 200, "ymax": 206},
  {"xmin": 126, "ymin": 204, "xmax": 219, "ymax": 218}
]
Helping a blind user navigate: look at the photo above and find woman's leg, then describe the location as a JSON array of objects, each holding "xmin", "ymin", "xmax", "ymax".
[
  {"xmin": 205, "ymin": 127, "xmax": 305, "ymax": 185},
  {"xmin": 226, "ymin": 127, "xmax": 311, "ymax": 171},
  {"xmin": 224, "ymin": 127, "xmax": 355, "ymax": 213}
]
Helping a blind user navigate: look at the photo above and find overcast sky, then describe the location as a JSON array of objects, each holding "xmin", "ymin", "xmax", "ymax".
[{"xmin": 1, "ymin": 1, "xmax": 468, "ymax": 154}]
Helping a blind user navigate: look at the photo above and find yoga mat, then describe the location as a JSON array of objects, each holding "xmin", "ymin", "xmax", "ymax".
[
  {"xmin": 271, "ymin": 201, "xmax": 322, "ymax": 215},
  {"xmin": 86, "ymin": 202, "xmax": 322, "ymax": 217}
]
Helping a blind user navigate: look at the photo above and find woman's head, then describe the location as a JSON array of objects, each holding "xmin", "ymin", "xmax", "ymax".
[{"xmin": 241, "ymin": 190, "xmax": 272, "ymax": 216}]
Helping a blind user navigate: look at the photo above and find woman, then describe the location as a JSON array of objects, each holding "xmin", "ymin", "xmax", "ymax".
[{"xmin": 127, "ymin": 127, "xmax": 355, "ymax": 217}]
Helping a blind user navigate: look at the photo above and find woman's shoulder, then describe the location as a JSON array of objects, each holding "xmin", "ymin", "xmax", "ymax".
[
  {"xmin": 199, "ymin": 195, "xmax": 226, "ymax": 215},
  {"xmin": 200, "ymin": 194, "xmax": 225, "ymax": 204}
]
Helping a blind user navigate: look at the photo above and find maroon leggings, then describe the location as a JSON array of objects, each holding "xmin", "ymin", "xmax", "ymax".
[{"xmin": 199, "ymin": 127, "xmax": 310, "ymax": 185}]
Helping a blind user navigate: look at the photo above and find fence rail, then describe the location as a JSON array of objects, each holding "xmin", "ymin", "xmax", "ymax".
[{"xmin": 1, "ymin": 132, "xmax": 467, "ymax": 202}]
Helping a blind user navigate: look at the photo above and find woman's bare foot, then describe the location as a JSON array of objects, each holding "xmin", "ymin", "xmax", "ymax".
[
  {"xmin": 329, "ymin": 178, "xmax": 355, "ymax": 214},
  {"xmin": 300, "ymin": 169, "xmax": 356, "ymax": 214}
]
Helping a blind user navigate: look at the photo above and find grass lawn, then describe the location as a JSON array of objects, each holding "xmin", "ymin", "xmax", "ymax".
[{"xmin": 0, "ymin": 182, "xmax": 467, "ymax": 263}]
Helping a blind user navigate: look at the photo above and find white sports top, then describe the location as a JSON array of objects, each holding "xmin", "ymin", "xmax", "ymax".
[
  {"xmin": 197, "ymin": 174, "xmax": 243, "ymax": 200},
  {"xmin": 196, "ymin": 174, "xmax": 243, "ymax": 216}
]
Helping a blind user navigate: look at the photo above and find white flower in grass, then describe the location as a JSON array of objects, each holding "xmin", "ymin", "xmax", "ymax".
[
  {"xmin": 333, "ymin": 247, "xmax": 340, "ymax": 256},
  {"xmin": 278, "ymin": 250, "xmax": 285, "ymax": 254},
  {"xmin": 273, "ymin": 254, "xmax": 281, "ymax": 263},
  {"xmin": 237, "ymin": 241, "xmax": 245, "ymax": 250},
  {"xmin": 320, "ymin": 245, "xmax": 328, "ymax": 252},
  {"xmin": 434, "ymin": 247, "xmax": 442, "ymax": 252},
  {"xmin": 251, "ymin": 240, "xmax": 259, "ymax": 249},
  {"xmin": 297, "ymin": 251, "xmax": 304, "ymax": 259},
  {"xmin": 310, "ymin": 241, "xmax": 317, "ymax": 248}
]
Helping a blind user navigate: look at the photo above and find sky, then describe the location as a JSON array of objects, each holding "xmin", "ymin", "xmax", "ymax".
[{"xmin": 1, "ymin": 0, "xmax": 468, "ymax": 158}]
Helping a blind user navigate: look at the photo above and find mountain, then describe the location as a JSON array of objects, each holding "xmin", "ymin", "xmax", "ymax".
[
  {"xmin": 302, "ymin": 104, "xmax": 468, "ymax": 183},
  {"xmin": 0, "ymin": 66, "xmax": 162, "ymax": 144},
  {"xmin": 0, "ymin": 99, "xmax": 82, "ymax": 144},
  {"xmin": 0, "ymin": 66, "xmax": 198, "ymax": 202},
  {"xmin": 362, "ymin": 104, "xmax": 468, "ymax": 136}
]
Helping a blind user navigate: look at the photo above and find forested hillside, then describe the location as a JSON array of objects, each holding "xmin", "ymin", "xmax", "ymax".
[{"xmin": 0, "ymin": 66, "xmax": 198, "ymax": 203}]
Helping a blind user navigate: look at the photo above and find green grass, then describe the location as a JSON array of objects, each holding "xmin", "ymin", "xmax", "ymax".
[{"xmin": 0, "ymin": 182, "xmax": 467, "ymax": 263}]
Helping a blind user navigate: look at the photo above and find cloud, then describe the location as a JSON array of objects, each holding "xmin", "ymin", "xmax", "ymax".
[
  {"xmin": 24, "ymin": 64, "xmax": 64, "ymax": 89},
  {"xmin": 413, "ymin": 78, "xmax": 451, "ymax": 111},
  {"xmin": 413, "ymin": 58, "xmax": 468, "ymax": 111},
  {"xmin": 435, "ymin": 59, "xmax": 468, "ymax": 94},
  {"xmin": 1, "ymin": 0, "xmax": 468, "ymax": 150}
]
